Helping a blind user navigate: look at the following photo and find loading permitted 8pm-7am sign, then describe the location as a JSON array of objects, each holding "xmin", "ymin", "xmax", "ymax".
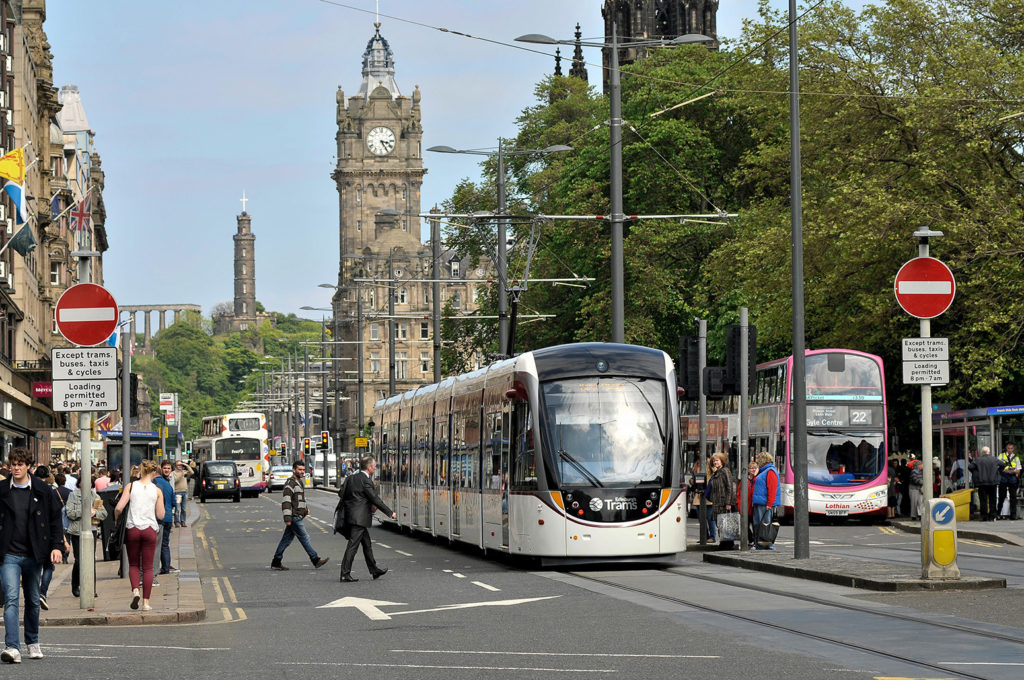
[
  {"xmin": 51, "ymin": 347, "xmax": 118, "ymax": 411},
  {"xmin": 52, "ymin": 380, "xmax": 118, "ymax": 411}
]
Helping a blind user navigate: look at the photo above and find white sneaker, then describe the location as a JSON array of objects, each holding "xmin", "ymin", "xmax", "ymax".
[
  {"xmin": 1, "ymin": 646, "xmax": 21, "ymax": 663},
  {"xmin": 27, "ymin": 644, "xmax": 42, "ymax": 660}
]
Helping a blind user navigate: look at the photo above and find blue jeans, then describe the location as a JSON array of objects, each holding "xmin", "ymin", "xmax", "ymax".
[
  {"xmin": 704, "ymin": 505, "xmax": 717, "ymax": 541},
  {"xmin": 159, "ymin": 522, "xmax": 172, "ymax": 573},
  {"xmin": 752, "ymin": 504, "xmax": 776, "ymax": 550},
  {"xmin": 272, "ymin": 517, "xmax": 318, "ymax": 563},
  {"xmin": 1, "ymin": 554, "xmax": 42, "ymax": 650},
  {"xmin": 174, "ymin": 492, "xmax": 188, "ymax": 525}
]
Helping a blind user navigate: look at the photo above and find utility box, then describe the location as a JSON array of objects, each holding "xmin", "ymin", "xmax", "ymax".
[{"xmin": 922, "ymin": 497, "xmax": 960, "ymax": 579}]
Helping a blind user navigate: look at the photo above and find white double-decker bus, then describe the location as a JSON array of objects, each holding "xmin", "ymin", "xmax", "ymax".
[{"xmin": 193, "ymin": 412, "xmax": 269, "ymax": 496}]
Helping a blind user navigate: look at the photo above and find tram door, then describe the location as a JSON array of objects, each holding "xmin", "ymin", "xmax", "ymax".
[{"xmin": 482, "ymin": 404, "xmax": 508, "ymax": 549}]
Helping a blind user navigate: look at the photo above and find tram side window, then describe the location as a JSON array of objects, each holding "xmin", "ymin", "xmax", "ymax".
[
  {"xmin": 434, "ymin": 419, "xmax": 449, "ymax": 486},
  {"xmin": 511, "ymin": 402, "xmax": 537, "ymax": 490},
  {"xmin": 484, "ymin": 410, "xmax": 502, "ymax": 490},
  {"xmin": 464, "ymin": 409, "xmax": 480, "ymax": 489},
  {"xmin": 379, "ymin": 430, "xmax": 391, "ymax": 483}
]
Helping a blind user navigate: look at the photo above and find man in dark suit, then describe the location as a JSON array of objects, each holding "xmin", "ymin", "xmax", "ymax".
[{"xmin": 339, "ymin": 456, "xmax": 395, "ymax": 582}]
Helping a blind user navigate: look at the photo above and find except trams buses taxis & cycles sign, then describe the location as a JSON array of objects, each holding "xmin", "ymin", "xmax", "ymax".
[{"xmin": 50, "ymin": 347, "xmax": 119, "ymax": 412}]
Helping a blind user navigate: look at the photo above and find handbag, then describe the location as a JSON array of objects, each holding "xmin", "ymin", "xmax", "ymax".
[
  {"xmin": 333, "ymin": 477, "xmax": 350, "ymax": 536},
  {"xmin": 716, "ymin": 512, "xmax": 740, "ymax": 541},
  {"xmin": 757, "ymin": 517, "xmax": 780, "ymax": 547},
  {"xmin": 106, "ymin": 484, "xmax": 131, "ymax": 557}
]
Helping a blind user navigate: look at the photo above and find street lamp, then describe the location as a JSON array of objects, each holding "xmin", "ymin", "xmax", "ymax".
[
  {"xmin": 517, "ymin": 27, "xmax": 712, "ymax": 343},
  {"xmin": 427, "ymin": 143, "xmax": 571, "ymax": 355}
]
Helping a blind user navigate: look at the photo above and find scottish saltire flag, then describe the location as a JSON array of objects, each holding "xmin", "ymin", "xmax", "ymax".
[
  {"xmin": 105, "ymin": 328, "xmax": 119, "ymax": 348},
  {"xmin": 70, "ymin": 194, "xmax": 91, "ymax": 231},
  {"xmin": 0, "ymin": 148, "xmax": 26, "ymax": 184},
  {"xmin": 2, "ymin": 181, "xmax": 27, "ymax": 224}
]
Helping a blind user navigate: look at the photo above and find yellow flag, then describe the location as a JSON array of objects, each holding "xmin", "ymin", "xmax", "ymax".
[{"xmin": 0, "ymin": 148, "xmax": 25, "ymax": 184}]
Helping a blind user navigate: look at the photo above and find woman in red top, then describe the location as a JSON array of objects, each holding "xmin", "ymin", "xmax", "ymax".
[{"xmin": 737, "ymin": 459, "xmax": 759, "ymax": 543}]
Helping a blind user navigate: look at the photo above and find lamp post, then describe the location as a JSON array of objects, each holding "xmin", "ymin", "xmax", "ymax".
[
  {"xmin": 427, "ymin": 143, "xmax": 571, "ymax": 355},
  {"xmin": 516, "ymin": 28, "xmax": 712, "ymax": 343}
]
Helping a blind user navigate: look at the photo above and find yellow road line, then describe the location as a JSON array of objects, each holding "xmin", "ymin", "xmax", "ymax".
[
  {"xmin": 211, "ymin": 577, "xmax": 225, "ymax": 604},
  {"xmin": 221, "ymin": 576, "xmax": 237, "ymax": 603},
  {"xmin": 960, "ymin": 538, "xmax": 1000, "ymax": 548}
]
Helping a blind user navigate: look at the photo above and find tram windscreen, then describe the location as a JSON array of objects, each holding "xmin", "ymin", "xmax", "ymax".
[
  {"xmin": 806, "ymin": 432, "xmax": 885, "ymax": 486},
  {"xmin": 541, "ymin": 377, "xmax": 666, "ymax": 487},
  {"xmin": 214, "ymin": 437, "xmax": 261, "ymax": 461}
]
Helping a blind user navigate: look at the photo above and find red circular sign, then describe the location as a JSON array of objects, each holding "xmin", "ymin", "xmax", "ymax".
[
  {"xmin": 55, "ymin": 283, "xmax": 119, "ymax": 346},
  {"xmin": 894, "ymin": 257, "xmax": 955, "ymax": 319}
]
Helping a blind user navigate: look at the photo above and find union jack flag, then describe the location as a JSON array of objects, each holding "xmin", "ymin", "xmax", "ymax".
[{"xmin": 70, "ymin": 194, "xmax": 91, "ymax": 231}]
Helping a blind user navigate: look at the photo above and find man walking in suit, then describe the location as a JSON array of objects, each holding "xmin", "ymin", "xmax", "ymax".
[{"xmin": 339, "ymin": 456, "xmax": 395, "ymax": 582}]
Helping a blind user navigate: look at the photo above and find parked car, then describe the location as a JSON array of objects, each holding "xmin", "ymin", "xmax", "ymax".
[
  {"xmin": 267, "ymin": 465, "xmax": 292, "ymax": 492},
  {"xmin": 199, "ymin": 461, "xmax": 241, "ymax": 503}
]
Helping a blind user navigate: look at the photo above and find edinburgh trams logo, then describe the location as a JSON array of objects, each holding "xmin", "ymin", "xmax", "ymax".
[{"xmin": 589, "ymin": 497, "xmax": 604, "ymax": 512}]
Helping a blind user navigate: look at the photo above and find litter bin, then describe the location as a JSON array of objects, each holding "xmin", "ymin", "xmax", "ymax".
[{"xmin": 941, "ymin": 488, "xmax": 971, "ymax": 523}]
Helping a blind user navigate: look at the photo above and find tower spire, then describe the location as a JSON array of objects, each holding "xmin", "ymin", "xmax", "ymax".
[
  {"xmin": 554, "ymin": 47, "xmax": 563, "ymax": 76},
  {"xmin": 569, "ymin": 23, "xmax": 588, "ymax": 82}
]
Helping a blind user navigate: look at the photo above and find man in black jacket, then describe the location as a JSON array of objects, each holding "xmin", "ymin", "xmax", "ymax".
[
  {"xmin": 0, "ymin": 448, "xmax": 64, "ymax": 663},
  {"xmin": 969, "ymin": 446, "xmax": 1006, "ymax": 521},
  {"xmin": 339, "ymin": 456, "xmax": 395, "ymax": 582}
]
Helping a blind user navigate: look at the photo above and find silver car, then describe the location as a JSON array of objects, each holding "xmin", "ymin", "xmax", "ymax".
[{"xmin": 267, "ymin": 465, "xmax": 292, "ymax": 492}]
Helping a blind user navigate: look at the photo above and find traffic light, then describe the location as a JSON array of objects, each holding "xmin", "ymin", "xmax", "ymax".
[
  {"xmin": 129, "ymin": 372, "xmax": 139, "ymax": 417},
  {"xmin": 321, "ymin": 430, "xmax": 329, "ymax": 449},
  {"xmin": 303, "ymin": 438, "xmax": 311, "ymax": 458},
  {"xmin": 725, "ymin": 324, "xmax": 757, "ymax": 395},
  {"xmin": 279, "ymin": 442, "xmax": 286, "ymax": 457},
  {"xmin": 677, "ymin": 336, "xmax": 699, "ymax": 398},
  {"xmin": 185, "ymin": 440, "xmax": 192, "ymax": 456},
  {"xmin": 703, "ymin": 366, "xmax": 728, "ymax": 398}
]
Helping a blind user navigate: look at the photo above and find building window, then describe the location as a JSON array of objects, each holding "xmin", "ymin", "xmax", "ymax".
[
  {"xmin": 420, "ymin": 322, "xmax": 429, "ymax": 339},
  {"xmin": 450, "ymin": 260, "xmax": 460, "ymax": 278},
  {"xmin": 395, "ymin": 268, "xmax": 403, "ymax": 279},
  {"xmin": 357, "ymin": 219, "xmax": 361, "ymax": 232},
  {"xmin": 370, "ymin": 323, "xmax": 379, "ymax": 341},
  {"xmin": 241, "ymin": 302, "xmax": 247, "ymax": 313},
  {"xmin": 49, "ymin": 261, "xmax": 60, "ymax": 286},
  {"xmin": 451, "ymin": 292, "xmax": 461, "ymax": 309},
  {"xmin": 242, "ymin": 283, "xmax": 246, "ymax": 294},
  {"xmin": 420, "ymin": 353, "xmax": 429, "ymax": 373},
  {"xmin": 370, "ymin": 353, "xmax": 380, "ymax": 373},
  {"xmin": 242, "ymin": 264, "xmax": 246, "ymax": 275},
  {"xmin": 397, "ymin": 352, "xmax": 407, "ymax": 379},
  {"xmin": 240, "ymin": 323, "xmax": 248, "ymax": 330},
  {"xmin": 356, "ymin": 187, "xmax": 361, "ymax": 203},
  {"xmin": 402, "ymin": 186, "xmax": 407, "ymax": 201},
  {"xmin": 398, "ymin": 287, "xmax": 408, "ymax": 304},
  {"xmin": 397, "ymin": 323, "xmax": 407, "ymax": 340}
]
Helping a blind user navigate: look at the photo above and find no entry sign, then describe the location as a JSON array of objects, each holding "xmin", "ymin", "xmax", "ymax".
[
  {"xmin": 55, "ymin": 283, "xmax": 119, "ymax": 346},
  {"xmin": 894, "ymin": 257, "xmax": 955, "ymax": 319}
]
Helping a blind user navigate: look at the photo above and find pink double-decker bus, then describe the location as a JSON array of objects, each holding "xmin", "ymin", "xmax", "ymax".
[{"xmin": 749, "ymin": 349, "xmax": 889, "ymax": 520}]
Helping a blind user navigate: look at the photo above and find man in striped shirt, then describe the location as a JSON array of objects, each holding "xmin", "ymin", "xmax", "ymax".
[{"xmin": 270, "ymin": 462, "xmax": 329, "ymax": 571}]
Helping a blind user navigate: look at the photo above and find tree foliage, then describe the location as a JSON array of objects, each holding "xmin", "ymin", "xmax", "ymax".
[{"xmin": 438, "ymin": 0, "xmax": 1024, "ymax": 448}]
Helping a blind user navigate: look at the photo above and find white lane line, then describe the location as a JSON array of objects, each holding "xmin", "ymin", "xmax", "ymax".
[
  {"xmin": 471, "ymin": 581, "xmax": 500, "ymax": 592},
  {"xmin": 391, "ymin": 650, "xmax": 719, "ymax": 659},
  {"xmin": 395, "ymin": 550, "xmax": 413, "ymax": 556},
  {"xmin": 280, "ymin": 662, "xmax": 614, "ymax": 673},
  {"xmin": 376, "ymin": 543, "xmax": 392, "ymax": 549},
  {"xmin": 941, "ymin": 662, "xmax": 1024, "ymax": 666},
  {"xmin": 52, "ymin": 644, "xmax": 231, "ymax": 651},
  {"xmin": 442, "ymin": 568, "xmax": 453, "ymax": 572},
  {"xmin": 452, "ymin": 572, "xmax": 466, "ymax": 578}
]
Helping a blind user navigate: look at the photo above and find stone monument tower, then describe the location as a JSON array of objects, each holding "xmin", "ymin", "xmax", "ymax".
[{"xmin": 214, "ymin": 193, "xmax": 274, "ymax": 334}]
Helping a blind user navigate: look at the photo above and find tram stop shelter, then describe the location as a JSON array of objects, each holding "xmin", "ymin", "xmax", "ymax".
[{"xmin": 931, "ymin": 404, "xmax": 1024, "ymax": 496}]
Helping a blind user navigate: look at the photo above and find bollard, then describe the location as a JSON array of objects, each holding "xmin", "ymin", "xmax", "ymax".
[{"xmin": 921, "ymin": 497, "xmax": 960, "ymax": 579}]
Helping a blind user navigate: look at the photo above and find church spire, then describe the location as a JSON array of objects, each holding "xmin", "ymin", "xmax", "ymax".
[
  {"xmin": 569, "ymin": 23, "xmax": 588, "ymax": 82},
  {"xmin": 554, "ymin": 47, "xmax": 563, "ymax": 76},
  {"xmin": 357, "ymin": 23, "xmax": 401, "ymax": 100}
]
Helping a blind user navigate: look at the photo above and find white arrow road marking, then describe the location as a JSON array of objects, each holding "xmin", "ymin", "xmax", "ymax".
[
  {"xmin": 59, "ymin": 307, "xmax": 116, "ymax": 322},
  {"xmin": 898, "ymin": 280, "xmax": 952, "ymax": 295},
  {"xmin": 317, "ymin": 595, "xmax": 560, "ymax": 621},
  {"xmin": 317, "ymin": 597, "xmax": 406, "ymax": 620}
]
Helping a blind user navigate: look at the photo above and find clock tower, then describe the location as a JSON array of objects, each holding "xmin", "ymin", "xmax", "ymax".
[{"xmin": 331, "ymin": 23, "xmax": 429, "ymax": 440}]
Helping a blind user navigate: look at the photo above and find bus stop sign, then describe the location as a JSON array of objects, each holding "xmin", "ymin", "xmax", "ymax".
[{"xmin": 894, "ymin": 257, "xmax": 955, "ymax": 319}]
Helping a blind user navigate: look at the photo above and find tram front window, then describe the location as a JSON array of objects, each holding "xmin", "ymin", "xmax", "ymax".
[
  {"xmin": 541, "ymin": 377, "xmax": 666, "ymax": 487},
  {"xmin": 806, "ymin": 432, "xmax": 884, "ymax": 486}
]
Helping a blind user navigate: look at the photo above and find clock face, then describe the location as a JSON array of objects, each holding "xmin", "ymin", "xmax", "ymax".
[{"xmin": 366, "ymin": 126, "xmax": 396, "ymax": 155}]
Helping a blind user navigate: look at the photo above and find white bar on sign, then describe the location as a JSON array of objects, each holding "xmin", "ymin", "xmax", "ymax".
[
  {"xmin": 59, "ymin": 307, "xmax": 116, "ymax": 322},
  {"xmin": 898, "ymin": 281, "xmax": 952, "ymax": 295}
]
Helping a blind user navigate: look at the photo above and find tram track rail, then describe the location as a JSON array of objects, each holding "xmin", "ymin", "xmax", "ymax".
[{"xmin": 568, "ymin": 568, "xmax": 1024, "ymax": 680}]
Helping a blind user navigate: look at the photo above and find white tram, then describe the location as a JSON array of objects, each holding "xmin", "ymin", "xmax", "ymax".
[{"xmin": 373, "ymin": 343, "xmax": 687, "ymax": 563}]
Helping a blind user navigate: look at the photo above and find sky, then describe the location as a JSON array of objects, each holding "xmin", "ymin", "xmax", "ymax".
[{"xmin": 44, "ymin": 0, "xmax": 868, "ymax": 321}]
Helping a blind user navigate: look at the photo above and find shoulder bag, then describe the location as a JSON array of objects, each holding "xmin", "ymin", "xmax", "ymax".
[
  {"xmin": 333, "ymin": 476, "xmax": 350, "ymax": 536},
  {"xmin": 106, "ymin": 483, "xmax": 131, "ymax": 557}
]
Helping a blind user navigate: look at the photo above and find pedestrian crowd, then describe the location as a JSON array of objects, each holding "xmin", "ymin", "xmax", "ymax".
[
  {"xmin": 695, "ymin": 450, "xmax": 781, "ymax": 550},
  {"xmin": 0, "ymin": 452, "xmax": 194, "ymax": 663}
]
